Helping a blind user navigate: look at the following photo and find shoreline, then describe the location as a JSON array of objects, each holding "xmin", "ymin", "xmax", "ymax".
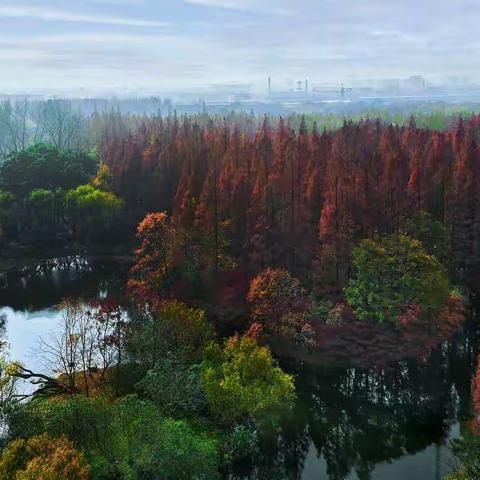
[{"xmin": 0, "ymin": 244, "xmax": 135, "ymax": 276}]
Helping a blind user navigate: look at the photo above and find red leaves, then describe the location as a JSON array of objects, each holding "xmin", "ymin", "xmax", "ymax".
[
  {"xmin": 437, "ymin": 293, "xmax": 466, "ymax": 337},
  {"xmin": 246, "ymin": 322, "xmax": 264, "ymax": 340},
  {"xmin": 128, "ymin": 211, "xmax": 173, "ymax": 302},
  {"xmin": 247, "ymin": 268, "xmax": 316, "ymax": 346},
  {"xmin": 247, "ymin": 267, "xmax": 309, "ymax": 323},
  {"xmin": 397, "ymin": 303, "xmax": 423, "ymax": 329},
  {"xmin": 102, "ymin": 115, "xmax": 480, "ymax": 292}
]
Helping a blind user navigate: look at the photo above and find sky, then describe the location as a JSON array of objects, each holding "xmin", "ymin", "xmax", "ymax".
[{"xmin": 0, "ymin": 0, "xmax": 478, "ymax": 96}]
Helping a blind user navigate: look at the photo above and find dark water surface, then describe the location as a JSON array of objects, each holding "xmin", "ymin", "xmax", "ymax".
[{"xmin": 0, "ymin": 258, "xmax": 477, "ymax": 480}]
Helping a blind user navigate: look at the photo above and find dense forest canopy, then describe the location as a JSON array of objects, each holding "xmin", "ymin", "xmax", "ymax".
[
  {"xmin": 1, "ymin": 105, "xmax": 480, "ymax": 479},
  {"xmin": 4, "ymin": 104, "xmax": 480, "ymax": 296},
  {"xmin": 98, "ymin": 113, "xmax": 480, "ymax": 295}
]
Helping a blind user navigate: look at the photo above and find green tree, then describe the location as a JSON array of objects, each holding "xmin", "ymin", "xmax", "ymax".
[
  {"xmin": 26, "ymin": 188, "xmax": 55, "ymax": 231},
  {"xmin": 6, "ymin": 395, "xmax": 220, "ymax": 480},
  {"xmin": 111, "ymin": 396, "xmax": 219, "ymax": 480},
  {"xmin": 403, "ymin": 210, "xmax": 451, "ymax": 267},
  {"xmin": 0, "ymin": 189, "xmax": 16, "ymax": 238},
  {"xmin": 5, "ymin": 395, "xmax": 112, "ymax": 454},
  {"xmin": 0, "ymin": 143, "xmax": 96, "ymax": 197},
  {"xmin": 66, "ymin": 184, "xmax": 123, "ymax": 239},
  {"xmin": 27, "ymin": 188, "xmax": 54, "ymax": 205},
  {"xmin": 201, "ymin": 334, "xmax": 295, "ymax": 424},
  {"xmin": 128, "ymin": 300, "xmax": 214, "ymax": 367},
  {"xmin": 6, "ymin": 395, "xmax": 120, "ymax": 479},
  {"xmin": 136, "ymin": 354, "xmax": 206, "ymax": 417},
  {"xmin": 0, "ymin": 190, "xmax": 15, "ymax": 209},
  {"xmin": 345, "ymin": 234, "xmax": 451, "ymax": 325},
  {"xmin": 446, "ymin": 427, "xmax": 480, "ymax": 480}
]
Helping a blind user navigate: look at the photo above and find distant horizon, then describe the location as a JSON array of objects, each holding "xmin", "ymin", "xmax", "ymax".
[
  {"xmin": 1, "ymin": 74, "xmax": 479, "ymax": 101},
  {"xmin": 1, "ymin": 0, "xmax": 479, "ymax": 97}
]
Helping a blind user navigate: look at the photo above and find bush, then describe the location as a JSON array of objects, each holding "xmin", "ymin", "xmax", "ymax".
[
  {"xmin": 247, "ymin": 268, "xmax": 315, "ymax": 345},
  {"xmin": 136, "ymin": 354, "xmax": 206, "ymax": 417},
  {"xmin": 6, "ymin": 394, "xmax": 220, "ymax": 480},
  {"xmin": 111, "ymin": 395, "xmax": 219, "ymax": 480},
  {"xmin": 6, "ymin": 395, "xmax": 112, "ymax": 454}
]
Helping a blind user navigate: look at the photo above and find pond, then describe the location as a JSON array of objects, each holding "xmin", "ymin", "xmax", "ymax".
[
  {"xmin": 0, "ymin": 258, "xmax": 129, "ymax": 374},
  {"xmin": 0, "ymin": 258, "xmax": 477, "ymax": 480}
]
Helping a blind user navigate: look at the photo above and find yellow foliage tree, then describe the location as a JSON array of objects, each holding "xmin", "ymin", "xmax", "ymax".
[{"xmin": 0, "ymin": 434, "xmax": 91, "ymax": 480}]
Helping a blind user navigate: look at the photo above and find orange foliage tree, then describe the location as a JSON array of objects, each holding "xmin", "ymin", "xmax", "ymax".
[
  {"xmin": 128, "ymin": 211, "xmax": 175, "ymax": 300},
  {"xmin": 247, "ymin": 267, "xmax": 315, "ymax": 346},
  {"xmin": 101, "ymin": 114, "xmax": 480, "ymax": 294},
  {"xmin": 0, "ymin": 434, "xmax": 91, "ymax": 480}
]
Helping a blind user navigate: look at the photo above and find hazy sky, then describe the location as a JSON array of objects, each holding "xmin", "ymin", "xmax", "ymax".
[{"xmin": 0, "ymin": 0, "xmax": 478, "ymax": 95}]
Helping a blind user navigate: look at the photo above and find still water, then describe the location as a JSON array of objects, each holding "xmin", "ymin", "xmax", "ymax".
[
  {"xmin": 0, "ymin": 258, "xmax": 477, "ymax": 480},
  {"xmin": 0, "ymin": 258, "xmax": 128, "ymax": 373}
]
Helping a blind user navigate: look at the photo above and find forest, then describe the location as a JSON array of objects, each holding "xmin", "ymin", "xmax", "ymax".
[{"xmin": 0, "ymin": 100, "xmax": 480, "ymax": 479}]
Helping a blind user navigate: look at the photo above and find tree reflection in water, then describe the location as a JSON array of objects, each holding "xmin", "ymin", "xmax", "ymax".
[
  {"xmin": 0, "ymin": 260, "xmax": 477, "ymax": 480},
  {"xmin": 229, "ymin": 318, "xmax": 477, "ymax": 480}
]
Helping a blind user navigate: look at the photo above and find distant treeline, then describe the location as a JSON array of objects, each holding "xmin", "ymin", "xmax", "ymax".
[{"xmin": 1, "ymin": 97, "xmax": 480, "ymax": 155}]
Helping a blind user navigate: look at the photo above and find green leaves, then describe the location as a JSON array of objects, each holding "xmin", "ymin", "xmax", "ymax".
[
  {"xmin": 447, "ymin": 428, "xmax": 480, "ymax": 480},
  {"xmin": 129, "ymin": 301, "xmax": 215, "ymax": 367},
  {"xmin": 0, "ymin": 143, "xmax": 96, "ymax": 197},
  {"xmin": 66, "ymin": 184, "xmax": 123, "ymax": 214},
  {"xmin": 65, "ymin": 184, "xmax": 123, "ymax": 240},
  {"xmin": 345, "ymin": 234, "xmax": 451, "ymax": 325},
  {"xmin": 108, "ymin": 395, "xmax": 220, "ymax": 480},
  {"xmin": 7, "ymin": 395, "xmax": 220, "ymax": 480},
  {"xmin": 201, "ymin": 334, "xmax": 295, "ymax": 425},
  {"xmin": 136, "ymin": 356, "xmax": 207, "ymax": 417},
  {"xmin": 0, "ymin": 190, "xmax": 15, "ymax": 206},
  {"xmin": 26, "ymin": 188, "xmax": 54, "ymax": 206}
]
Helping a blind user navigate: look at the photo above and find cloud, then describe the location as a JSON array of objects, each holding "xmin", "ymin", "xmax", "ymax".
[
  {"xmin": 185, "ymin": 0, "xmax": 253, "ymax": 10},
  {"xmin": 0, "ymin": 0, "xmax": 479, "ymax": 95},
  {"xmin": 184, "ymin": 0, "xmax": 292, "ymax": 16},
  {"xmin": 0, "ymin": 4, "xmax": 170, "ymax": 27},
  {"xmin": 87, "ymin": 0, "xmax": 145, "ymax": 4}
]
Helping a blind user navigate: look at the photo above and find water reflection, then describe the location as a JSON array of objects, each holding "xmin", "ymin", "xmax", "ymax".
[
  {"xmin": 0, "ymin": 257, "xmax": 129, "ymax": 311},
  {"xmin": 0, "ymin": 258, "xmax": 129, "ymax": 372},
  {"xmin": 1, "ymin": 307, "xmax": 60, "ymax": 372},
  {"xmin": 0, "ymin": 259, "xmax": 478, "ymax": 480},
  {"xmin": 235, "ymin": 325, "xmax": 477, "ymax": 480}
]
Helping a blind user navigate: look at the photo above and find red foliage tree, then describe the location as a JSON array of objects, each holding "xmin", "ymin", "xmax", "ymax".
[
  {"xmin": 99, "ymin": 114, "xmax": 480, "ymax": 293},
  {"xmin": 128, "ymin": 211, "xmax": 174, "ymax": 300}
]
